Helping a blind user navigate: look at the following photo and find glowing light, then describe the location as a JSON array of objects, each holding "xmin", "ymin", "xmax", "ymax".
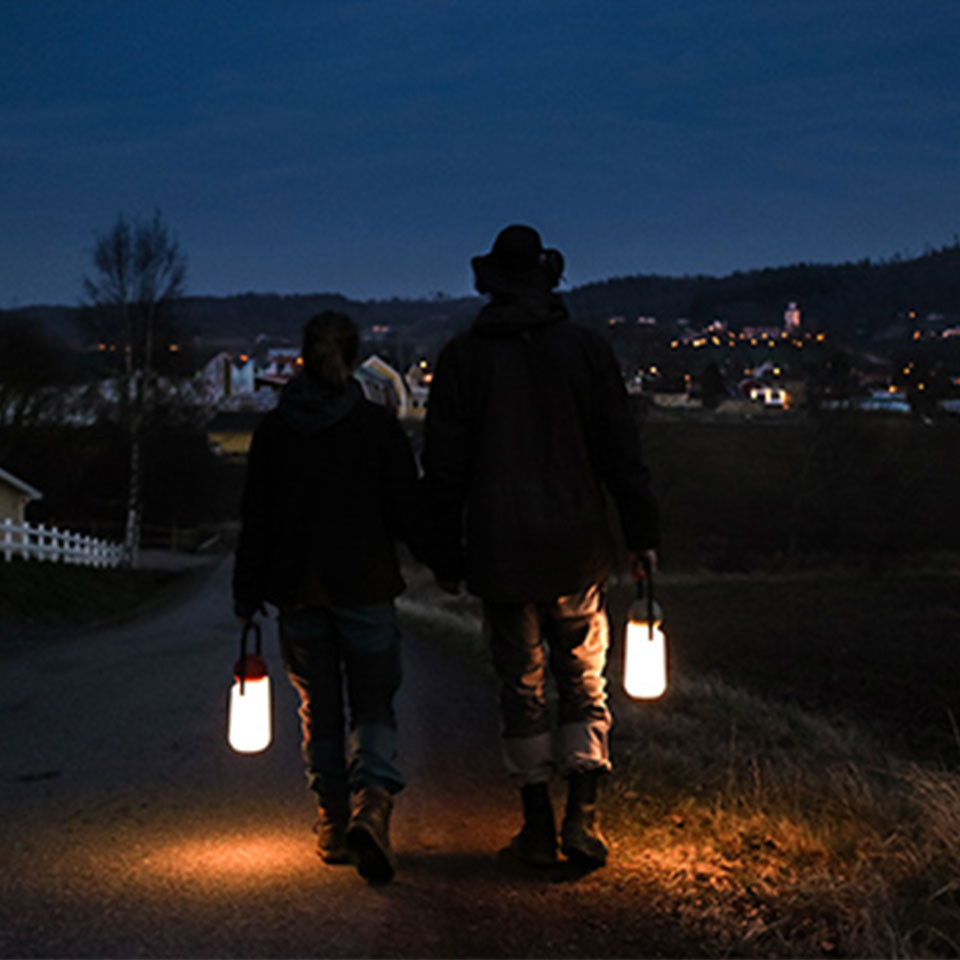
[
  {"xmin": 141, "ymin": 832, "xmax": 310, "ymax": 885},
  {"xmin": 228, "ymin": 637, "xmax": 272, "ymax": 755},
  {"xmin": 624, "ymin": 608, "xmax": 667, "ymax": 700}
]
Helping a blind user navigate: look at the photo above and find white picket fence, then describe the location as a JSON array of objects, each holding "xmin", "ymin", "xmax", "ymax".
[{"xmin": 1, "ymin": 518, "xmax": 124, "ymax": 568}]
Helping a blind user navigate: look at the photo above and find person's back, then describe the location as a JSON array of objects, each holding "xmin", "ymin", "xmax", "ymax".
[
  {"xmin": 236, "ymin": 376, "xmax": 416, "ymax": 608},
  {"xmin": 423, "ymin": 225, "xmax": 659, "ymax": 869},
  {"xmin": 234, "ymin": 310, "xmax": 422, "ymax": 885}
]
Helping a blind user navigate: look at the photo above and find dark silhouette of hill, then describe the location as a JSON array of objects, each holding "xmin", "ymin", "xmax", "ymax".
[
  {"xmin": 564, "ymin": 240, "xmax": 960, "ymax": 335},
  {"xmin": 4, "ymin": 239, "xmax": 959, "ymax": 346}
]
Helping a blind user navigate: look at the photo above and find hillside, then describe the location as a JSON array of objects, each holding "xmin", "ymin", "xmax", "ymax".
[{"xmin": 4, "ymin": 239, "xmax": 960, "ymax": 346}]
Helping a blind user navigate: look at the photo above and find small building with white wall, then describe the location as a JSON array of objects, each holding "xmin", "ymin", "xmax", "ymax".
[{"xmin": 0, "ymin": 466, "xmax": 43, "ymax": 524}]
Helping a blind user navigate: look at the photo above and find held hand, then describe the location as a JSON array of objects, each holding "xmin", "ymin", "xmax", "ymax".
[
  {"xmin": 235, "ymin": 601, "xmax": 267, "ymax": 625},
  {"xmin": 626, "ymin": 549, "xmax": 658, "ymax": 582}
]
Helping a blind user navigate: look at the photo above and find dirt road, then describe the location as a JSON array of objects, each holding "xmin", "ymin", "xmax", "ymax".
[{"xmin": 0, "ymin": 559, "xmax": 701, "ymax": 958}]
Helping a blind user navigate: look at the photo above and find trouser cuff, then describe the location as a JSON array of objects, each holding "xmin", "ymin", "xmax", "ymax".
[
  {"xmin": 502, "ymin": 732, "xmax": 553, "ymax": 785},
  {"xmin": 557, "ymin": 721, "xmax": 612, "ymax": 775}
]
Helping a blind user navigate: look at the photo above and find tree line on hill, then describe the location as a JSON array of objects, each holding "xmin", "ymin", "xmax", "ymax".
[{"xmin": 4, "ymin": 237, "xmax": 960, "ymax": 349}]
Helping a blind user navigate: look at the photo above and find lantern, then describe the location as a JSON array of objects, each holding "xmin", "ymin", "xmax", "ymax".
[
  {"xmin": 623, "ymin": 568, "xmax": 667, "ymax": 700},
  {"xmin": 228, "ymin": 621, "xmax": 272, "ymax": 753}
]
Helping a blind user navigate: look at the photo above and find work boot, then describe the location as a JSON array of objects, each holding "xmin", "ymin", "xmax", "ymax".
[
  {"xmin": 314, "ymin": 798, "xmax": 351, "ymax": 865},
  {"xmin": 560, "ymin": 769, "xmax": 609, "ymax": 868},
  {"xmin": 346, "ymin": 785, "xmax": 395, "ymax": 883},
  {"xmin": 509, "ymin": 782, "xmax": 558, "ymax": 866}
]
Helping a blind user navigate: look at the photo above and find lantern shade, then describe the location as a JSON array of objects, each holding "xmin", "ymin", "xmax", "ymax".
[
  {"xmin": 624, "ymin": 601, "xmax": 667, "ymax": 699},
  {"xmin": 228, "ymin": 652, "xmax": 272, "ymax": 753}
]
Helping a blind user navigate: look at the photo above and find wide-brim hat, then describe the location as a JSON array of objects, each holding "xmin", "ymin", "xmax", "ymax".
[{"xmin": 471, "ymin": 224, "xmax": 564, "ymax": 296}]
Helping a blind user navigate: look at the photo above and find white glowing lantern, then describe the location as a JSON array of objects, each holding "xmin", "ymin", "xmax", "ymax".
[
  {"xmin": 624, "ymin": 574, "xmax": 668, "ymax": 700},
  {"xmin": 228, "ymin": 622, "xmax": 272, "ymax": 754}
]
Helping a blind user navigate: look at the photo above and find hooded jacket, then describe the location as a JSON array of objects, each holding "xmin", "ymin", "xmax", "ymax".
[
  {"xmin": 233, "ymin": 375, "xmax": 425, "ymax": 614},
  {"xmin": 422, "ymin": 292, "xmax": 659, "ymax": 602}
]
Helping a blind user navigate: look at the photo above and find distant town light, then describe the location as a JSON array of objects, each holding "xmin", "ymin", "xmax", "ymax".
[{"xmin": 168, "ymin": 343, "xmax": 180, "ymax": 352}]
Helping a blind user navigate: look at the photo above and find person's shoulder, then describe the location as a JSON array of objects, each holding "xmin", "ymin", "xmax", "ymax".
[
  {"xmin": 354, "ymin": 394, "xmax": 405, "ymax": 431},
  {"xmin": 551, "ymin": 320, "xmax": 615, "ymax": 358},
  {"xmin": 438, "ymin": 327, "xmax": 476, "ymax": 357}
]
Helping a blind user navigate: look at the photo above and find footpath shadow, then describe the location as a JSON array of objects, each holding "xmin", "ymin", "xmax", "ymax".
[{"xmin": 396, "ymin": 848, "xmax": 603, "ymax": 886}]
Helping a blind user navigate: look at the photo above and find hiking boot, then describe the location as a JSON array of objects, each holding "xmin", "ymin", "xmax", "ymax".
[
  {"xmin": 314, "ymin": 800, "xmax": 351, "ymax": 865},
  {"xmin": 346, "ymin": 785, "xmax": 395, "ymax": 883},
  {"xmin": 509, "ymin": 782, "xmax": 558, "ymax": 866},
  {"xmin": 560, "ymin": 769, "xmax": 608, "ymax": 868}
]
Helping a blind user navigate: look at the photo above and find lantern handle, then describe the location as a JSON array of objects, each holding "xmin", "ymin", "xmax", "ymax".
[
  {"xmin": 636, "ymin": 556, "xmax": 655, "ymax": 640},
  {"xmin": 238, "ymin": 621, "xmax": 263, "ymax": 694}
]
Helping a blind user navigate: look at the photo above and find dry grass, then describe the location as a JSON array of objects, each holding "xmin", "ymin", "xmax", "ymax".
[
  {"xmin": 609, "ymin": 673, "xmax": 960, "ymax": 958},
  {"xmin": 399, "ymin": 563, "xmax": 960, "ymax": 958}
]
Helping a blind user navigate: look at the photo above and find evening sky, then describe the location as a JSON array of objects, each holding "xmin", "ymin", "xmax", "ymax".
[{"xmin": 2, "ymin": 0, "xmax": 958, "ymax": 307}]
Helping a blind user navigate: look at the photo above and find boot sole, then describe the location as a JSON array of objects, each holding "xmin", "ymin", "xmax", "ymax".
[{"xmin": 346, "ymin": 823, "xmax": 394, "ymax": 883}]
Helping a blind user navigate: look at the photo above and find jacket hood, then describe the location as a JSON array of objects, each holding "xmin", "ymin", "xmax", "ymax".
[
  {"xmin": 473, "ymin": 291, "xmax": 569, "ymax": 338},
  {"xmin": 277, "ymin": 374, "xmax": 362, "ymax": 435}
]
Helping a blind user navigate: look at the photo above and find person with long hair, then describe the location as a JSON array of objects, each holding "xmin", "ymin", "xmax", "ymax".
[{"xmin": 233, "ymin": 310, "xmax": 425, "ymax": 884}]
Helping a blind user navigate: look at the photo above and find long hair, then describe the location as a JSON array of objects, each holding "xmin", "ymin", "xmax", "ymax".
[{"xmin": 301, "ymin": 311, "xmax": 359, "ymax": 388}]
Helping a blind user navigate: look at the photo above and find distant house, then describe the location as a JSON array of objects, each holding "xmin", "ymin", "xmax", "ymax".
[
  {"xmin": 0, "ymin": 467, "xmax": 43, "ymax": 524},
  {"xmin": 354, "ymin": 355, "xmax": 408, "ymax": 416}
]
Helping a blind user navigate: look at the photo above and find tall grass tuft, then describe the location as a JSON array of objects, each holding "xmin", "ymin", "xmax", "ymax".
[{"xmin": 611, "ymin": 674, "xmax": 960, "ymax": 957}]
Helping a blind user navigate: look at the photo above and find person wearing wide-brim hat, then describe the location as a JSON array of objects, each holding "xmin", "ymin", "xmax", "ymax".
[{"xmin": 422, "ymin": 224, "xmax": 660, "ymax": 868}]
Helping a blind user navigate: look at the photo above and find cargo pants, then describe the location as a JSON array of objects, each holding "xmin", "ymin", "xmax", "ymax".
[{"xmin": 483, "ymin": 582, "xmax": 612, "ymax": 785}]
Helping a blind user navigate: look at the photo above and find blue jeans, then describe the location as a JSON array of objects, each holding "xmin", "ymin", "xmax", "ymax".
[{"xmin": 278, "ymin": 603, "xmax": 404, "ymax": 805}]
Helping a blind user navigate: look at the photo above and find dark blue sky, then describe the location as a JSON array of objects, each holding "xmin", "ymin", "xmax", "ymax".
[{"xmin": 3, "ymin": 0, "xmax": 959, "ymax": 307}]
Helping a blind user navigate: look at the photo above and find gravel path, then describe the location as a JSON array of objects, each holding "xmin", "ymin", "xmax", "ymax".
[{"xmin": 0, "ymin": 559, "xmax": 700, "ymax": 959}]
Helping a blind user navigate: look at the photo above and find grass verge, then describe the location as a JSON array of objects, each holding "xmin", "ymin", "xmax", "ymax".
[
  {"xmin": 400, "ymin": 563, "xmax": 960, "ymax": 958},
  {"xmin": 0, "ymin": 558, "xmax": 189, "ymax": 627}
]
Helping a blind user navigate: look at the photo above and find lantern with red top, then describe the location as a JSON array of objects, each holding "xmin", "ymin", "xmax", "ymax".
[
  {"xmin": 623, "ymin": 558, "xmax": 667, "ymax": 700},
  {"xmin": 227, "ymin": 621, "xmax": 273, "ymax": 753}
]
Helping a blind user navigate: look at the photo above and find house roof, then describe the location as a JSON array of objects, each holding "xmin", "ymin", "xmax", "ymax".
[{"xmin": 0, "ymin": 466, "xmax": 43, "ymax": 501}]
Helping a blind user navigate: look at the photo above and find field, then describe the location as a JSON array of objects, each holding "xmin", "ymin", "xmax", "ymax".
[{"xmin": 399, "ymin": 410, "xmax": 960, "ymax": 956}]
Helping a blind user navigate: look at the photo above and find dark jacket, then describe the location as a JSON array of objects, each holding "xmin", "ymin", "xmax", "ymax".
[
  {"xmin": 422, "ymin": 292, "xmax": 659, "ymax": 602},
  {"xmin": 233, "ymin": 375, "xmax": 425, "ymax": 614}
]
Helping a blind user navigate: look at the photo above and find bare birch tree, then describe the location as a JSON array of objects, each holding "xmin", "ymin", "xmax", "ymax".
[{"xmin": 83, "ymin": 211, "xmax": 187, "ymax": 567}]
